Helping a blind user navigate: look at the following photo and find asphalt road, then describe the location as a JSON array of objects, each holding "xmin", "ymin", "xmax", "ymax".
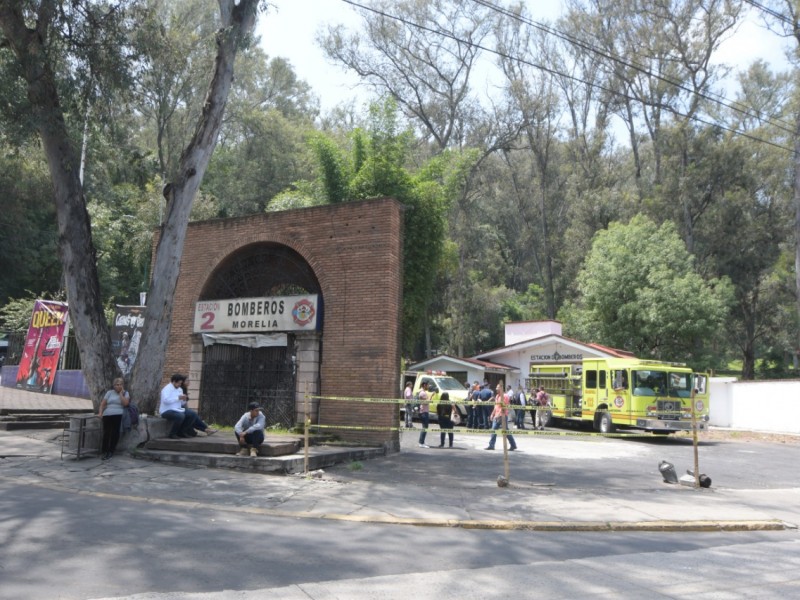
[{"xmin": 1, "ymin": 478, "xmax": 798, "ymax": 600}]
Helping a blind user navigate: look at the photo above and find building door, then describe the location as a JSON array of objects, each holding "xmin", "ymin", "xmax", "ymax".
[{"xmin": 200, "ymin": 343, "xmax": 296, "ymax": 428}]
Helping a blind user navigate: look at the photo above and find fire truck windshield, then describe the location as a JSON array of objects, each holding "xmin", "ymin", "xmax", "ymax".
[{"xmin": 632, "ymin": 370, "xmax": 692, "ymax": 397}]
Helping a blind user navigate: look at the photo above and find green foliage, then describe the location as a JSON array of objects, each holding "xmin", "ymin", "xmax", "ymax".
[
  {"xmin": 309, "ymin": 133, "xmax": 352, "ymax": 204},
  {"xmin": 564, "ymin": 215, "xmax": 733, "ymax": 367},
  {"xmin": 501, "ymin": 284, "xmax": 547, "ymax": 324},
  {"xmin": 0, "ymin": 143, "xmax": 62, "ymax": 305},
  {"xmin": 306, "ymin": 99, "xmax": 457, "ymax": 352}
]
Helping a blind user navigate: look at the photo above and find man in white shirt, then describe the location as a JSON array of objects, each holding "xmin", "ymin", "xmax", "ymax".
[{"xmin": 159, "ymin": 373, "xmax": 196, "ymax": 439}]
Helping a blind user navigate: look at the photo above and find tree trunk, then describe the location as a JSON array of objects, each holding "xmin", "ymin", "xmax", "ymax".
[
  {"xmin": 130, "ymin": 0, "xmax": 259, "ymax": 414},
  {"xmin": 0, "ymin": 2, "xmax": 118, "ymax": 409}
]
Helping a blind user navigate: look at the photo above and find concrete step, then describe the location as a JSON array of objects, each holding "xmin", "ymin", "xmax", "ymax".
[
  {"xmin": 0, "ymin": 413, "xmax": 73, "ymax": 421},
  {"xmin": 0, "ymin": 408, "xmax": 90, "ymax": 416},
  {"xmin": 144, "ymin": 435, "xmax": 302, "ymax": 457},
  {"xmin": 132, "ymin": 445, "xmax": 387, "ymax": 474},
  {"xmin": 0, "ymin": 420, "xmax": 68, "ymax": 431}
]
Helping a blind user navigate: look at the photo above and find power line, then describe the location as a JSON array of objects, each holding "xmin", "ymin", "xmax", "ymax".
[
  {"xmin": 742, "ymin": 0, "xmax": 795, "ymax": 26},
  {"xmin": 472, "ymin": 0, "xmax": 797, "ymax": 136},
  {"xmin": 339, "ymin": 0, "xmax": 794, "ymax": 154}
]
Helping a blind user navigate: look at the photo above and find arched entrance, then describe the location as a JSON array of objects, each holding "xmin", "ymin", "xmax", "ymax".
[{"xmin": 195, "ymin": 243, "xmax": 322, "ymax": 429}]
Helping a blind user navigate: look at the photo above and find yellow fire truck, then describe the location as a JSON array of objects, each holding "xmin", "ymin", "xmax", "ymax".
[{"xmin": 525, "ymin": 358, "xmax": 709, "ymax": 434}]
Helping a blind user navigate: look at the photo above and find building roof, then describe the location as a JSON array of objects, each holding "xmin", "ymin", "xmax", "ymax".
[
  {"xmin": 407, "ymin": 354, "xmax": 516, "ymax": 373},
  {"xmin": 473, "ymin": 333, "xmax": 633, "ymax": 361}
]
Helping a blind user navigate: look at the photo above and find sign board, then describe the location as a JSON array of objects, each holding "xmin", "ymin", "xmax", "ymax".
[
  {"xmin": 193, "ymin": 295, "xmax": 319, "ymax": 334},
  {"xmin": 112, "ymin": 305, "xmax": 145, "ymax": 377},
  {"xmin": 15, "ymin": 300, "xmax": 69, "ymax": 393}
]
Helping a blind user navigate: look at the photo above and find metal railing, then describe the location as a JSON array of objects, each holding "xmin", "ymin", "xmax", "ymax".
[{"xmin": 1, "ymin": 330, "xmax": 82, "ymax": 370}]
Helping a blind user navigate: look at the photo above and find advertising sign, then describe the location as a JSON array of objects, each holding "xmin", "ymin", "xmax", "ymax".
[
  {"xmin": 193, "ymin": 295, "xmax": 319, "ymax": 333},
  {"xmin": 15, "ymin": 300, "xmax": 69, "ymax": 393},
  {"xmin": 112, "ymin": 305, "xmax": 145, "ymax": 377}
]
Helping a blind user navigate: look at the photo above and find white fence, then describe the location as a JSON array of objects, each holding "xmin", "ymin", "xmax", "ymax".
[{"xmin": 710, "ymin": 377, "xmax": 800, "ymax": 434}]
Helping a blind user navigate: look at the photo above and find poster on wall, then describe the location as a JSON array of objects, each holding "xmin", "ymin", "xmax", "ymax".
[
  {"xmin": 15, "ymin": 300, "xmax": 70, "ymax": 393},
  {"xmin": 112, "ymin": 305, "xmax": 145, "ymax": 378}
]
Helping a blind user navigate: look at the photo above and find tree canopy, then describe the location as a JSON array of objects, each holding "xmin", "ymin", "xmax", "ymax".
[{"xmin": 1, "ymin": 0, "xmax": 798, "ymax": 381}]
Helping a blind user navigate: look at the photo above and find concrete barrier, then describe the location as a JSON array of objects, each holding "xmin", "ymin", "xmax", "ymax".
[{"xmin": 119, "ymin": 415, "xmax": 172, "ymax": 451}]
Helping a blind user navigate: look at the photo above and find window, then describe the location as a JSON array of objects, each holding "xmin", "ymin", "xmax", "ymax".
[
  {"xmin": 599, "ymin": 370, "xmax": 606, "ymax": 389},
  {"xmin": 585, "ymin": 369, "xmax": 597, "ymax": 389},
  {"xmin": 613, "ymin": 370, "xmax": 628, "ymax": 390}
]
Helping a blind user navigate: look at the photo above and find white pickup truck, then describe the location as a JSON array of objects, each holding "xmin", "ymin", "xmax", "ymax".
[{"xmin": 401, "ymin": 370, "xmax": 470, "ymax": 422}]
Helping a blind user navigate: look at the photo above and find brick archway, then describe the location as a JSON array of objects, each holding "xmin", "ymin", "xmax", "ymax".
[{"xmin": 162, "ymin": 198, "xmax": 403, "ymax": 449}]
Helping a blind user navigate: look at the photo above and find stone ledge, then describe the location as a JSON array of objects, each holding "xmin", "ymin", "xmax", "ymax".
[{"xmin": 132, "ymin": 445, "xmax": 387, "ymax": 474}]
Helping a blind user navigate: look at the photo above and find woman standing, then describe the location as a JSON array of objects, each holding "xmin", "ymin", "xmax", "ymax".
[
  {"xmin": 436, "ymin": 392, "xmax": 454, "ymax": 448},
  {"xmin": 484, "ymin": 383, "xmax": 517, "ymax": 451},
  {"xmin": 98, "ymin": 377, "xmax": 130, "ymax": 460}
]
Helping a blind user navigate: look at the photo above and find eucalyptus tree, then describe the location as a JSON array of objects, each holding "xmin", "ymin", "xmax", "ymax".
[
  {"xmin": 699, "ymin": 61, "xmax": 795, "ymax": 378},
  {"xmin": 131, "ymin": 0, "xmax": 218, "ymax": 181},
  {"xmin": 0, "ymin": 0, "xmax": 264, "ymax": 410},
  {"xmin": 204, "ymin": 53, "xmax": 319, "ymax": 217},
  {"xmin": 751, "ymin": 0, "xmax": 800, "ymax": 373},
  {"xmin": 571, "ymin": 0, "xmax": 741, "ymax": 227},
  {"xmin": 319, "ymin": 0, "xmax": 494, "ymax": 152},
  {"xmin": 494, "ymin": 9, "xmax": 568, "ymax": 320}
]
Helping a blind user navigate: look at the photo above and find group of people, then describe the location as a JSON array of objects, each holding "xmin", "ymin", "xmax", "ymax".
[
  {"xmin": 466, "ymin": 381, "xmax": 551, "ymax": 432},
  {"xmin": 97, "ymin": 372, "xmax": 267, "ymax": 460},
  {"xmin": 412, "ymin": 381, "xmax": 551, "ymax": 452}
]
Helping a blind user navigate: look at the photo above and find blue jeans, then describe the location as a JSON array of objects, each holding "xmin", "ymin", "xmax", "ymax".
[
  {"xmin": 236, "ymin": 429, "xmax": 264, "ymax": 448},
  {"xmin": 479, "ymin": 405, "xmax": 490, "ymax": 428},
  {"xmin": 487, "ymin": 417, "xmax": 517, "ymax": 450},
  {"xmin": 161, "ymin": 410, "xmax": 189, "ymax": 436},
  {"xmin": 404, "ymin": 403, "xmax": 414, "ymax": 428},
  {"xmin": 181, "ymin": 408, "xmax": 200, "ymax": 435},
  {"xmin": 161, "ymin": 409, "xmax": 197, "ymax": 437},
  {"xmin": 418, "ymin": 412, "xmax": 430, "ymax": 444},
  {"xmin": 515, "ymin": 406, "xmax": 526, "ymax": 428},
  {"xmin": 467, "ymin": 405, "xmax": 477, "ymax": 429}
]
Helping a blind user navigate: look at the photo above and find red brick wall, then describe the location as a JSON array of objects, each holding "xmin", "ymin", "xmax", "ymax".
[{"xmin": 163, "ymin": 198, "xmax": 403, "ymax": 448}]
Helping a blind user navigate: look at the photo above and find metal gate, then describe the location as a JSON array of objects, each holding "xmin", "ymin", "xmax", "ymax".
[{"xmin": 200, "ymin": 343, "xmax": 296, "ymax": 428}]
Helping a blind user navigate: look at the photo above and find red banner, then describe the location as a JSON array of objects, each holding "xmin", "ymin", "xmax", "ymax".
[{"xmin": 15, "ymin": 300, "xmax": 69, "ymax": 393}]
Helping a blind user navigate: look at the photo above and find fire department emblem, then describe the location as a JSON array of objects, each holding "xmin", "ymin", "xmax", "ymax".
[
  {"xmin": 292, "ymin": 299, "xmax": 315, "ymax": 326},
  {"xmin": 614, "ymin": 395, "xmax": 624, "ymax": 408},
  {"xmin": 695, "ymin": 400, "xmax": 704, "ymax": 412}
]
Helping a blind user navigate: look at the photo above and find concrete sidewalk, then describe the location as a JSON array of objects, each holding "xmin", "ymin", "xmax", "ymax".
[
  {"xmin": 0, "ymin": 385, "xmax": 93, "ymax": 411},
  {"xmin": 2, "ymin": 385, "xmax": 799, "ymax": 532},
  {"xmin": 1, "ymin": 426, "xmax": 798, "ymax": 533}
]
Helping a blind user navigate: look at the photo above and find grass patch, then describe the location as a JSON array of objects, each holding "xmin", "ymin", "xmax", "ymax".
[{"xmin": 348, "ymin": 460, "xmax": 363, "ymax": 471}]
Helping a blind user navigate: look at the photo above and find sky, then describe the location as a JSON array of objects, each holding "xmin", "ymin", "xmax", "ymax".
[{"xmin": 257, "ymin": 0, "xmax": 793, "ymax": 113}]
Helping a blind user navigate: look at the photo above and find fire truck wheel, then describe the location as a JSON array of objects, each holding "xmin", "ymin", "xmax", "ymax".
[{"xmin": 598, "ymin": 412, "xmax": 614, "ymax": 434}]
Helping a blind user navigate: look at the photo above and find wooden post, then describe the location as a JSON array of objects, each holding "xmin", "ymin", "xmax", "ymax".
[
  {"xmin": 691, "ymin": 387, "xmax": 700, "ymax": 488},
  {"xmin": 502, "ymin": 412, "xmax": 510, "ymax": 481},
  {"xmin": 304, "ymin": 381, "xmax": 310, "ymax": 476}
]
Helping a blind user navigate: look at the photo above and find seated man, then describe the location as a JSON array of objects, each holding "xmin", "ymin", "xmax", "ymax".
[
  {"xmin": 234, "ymin": 402, "xmax": 266, "ymax": 457},
  {"xmin": 159, "ymin": 373, "xmax": 199, "ymax": 439}
]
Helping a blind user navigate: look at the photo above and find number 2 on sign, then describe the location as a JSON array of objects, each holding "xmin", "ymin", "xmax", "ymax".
[{"xmin": 200, "ymin": 312, "xmax": 215, "ymax": 330}]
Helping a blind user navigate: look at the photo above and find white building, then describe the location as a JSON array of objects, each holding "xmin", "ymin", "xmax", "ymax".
[{"xmin": 409, "ymin": 321, "xmax": 632, "ymax": 390}]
